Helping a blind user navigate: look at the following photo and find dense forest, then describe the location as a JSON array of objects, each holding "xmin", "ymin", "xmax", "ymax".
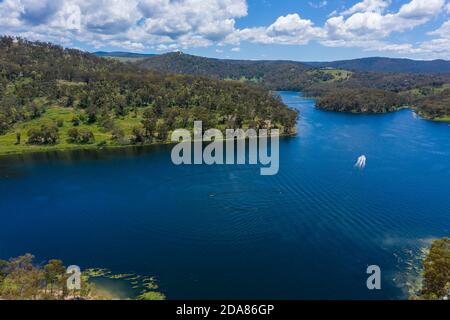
[
  {"xmin": 137, "ymin": 52, "xmax": 315, "ymax": 90},
  {"xmin": 137, "ymin": 53, "xmax": 450, "ymax": 120},
  {"xmin": 0, "ymin": 37, "xmax": 298, "ymax": 155},
  {"xmin": 306, "ymin": 57, "xmax": 450, "ymax": 74},
  {"xmin": 304, "ymin": 72, "xmax": 450, "ymax": 117}
]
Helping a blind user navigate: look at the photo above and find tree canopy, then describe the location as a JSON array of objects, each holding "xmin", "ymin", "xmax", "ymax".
[{"xmin": 0, "ymin": 37, "xmax": 298, "ymax": 151}]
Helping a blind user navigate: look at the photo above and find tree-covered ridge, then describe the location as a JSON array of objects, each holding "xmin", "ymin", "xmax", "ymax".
[
  {"xmin": 137, "ymin": 53, "xmax": 450, "ymax": 120},
  {"xmin": 306, "ymin": 57, "xmax": 450, "ymax": 74},
  {"xmin": 0, "ymin": 37, "xmax": 298, "ymax": 155},
  {"xmin": 136, "ymin": 52, "xmax": 315, "ymax": 90}
]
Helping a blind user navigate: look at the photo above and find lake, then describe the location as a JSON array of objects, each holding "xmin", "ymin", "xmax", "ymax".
[{"xmin": 0, "ymin": 92, "xmax": 449, "ymax": 299}]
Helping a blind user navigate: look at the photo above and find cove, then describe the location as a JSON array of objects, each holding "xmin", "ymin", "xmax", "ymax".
[{"xmin": 0, "ymin": 92, "xmax": 449, "ymax": 299}]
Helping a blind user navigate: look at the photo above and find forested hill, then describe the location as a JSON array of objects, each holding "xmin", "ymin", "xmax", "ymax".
[
  {"xmin": 137, "ymin": 53, "xmax": 450, "ymax": 120},
  {"xmin": 0, "ymin": 37, "xmax": 298, "ymax": 155},
  {"xmin": 305, "ymin": 57, "xmax": 450, "ymax": 74},
  {"xmin": 136, "ymin": 52, "xmax": 315, "ymax": 90}
]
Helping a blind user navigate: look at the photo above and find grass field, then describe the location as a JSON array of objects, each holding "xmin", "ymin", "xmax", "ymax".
[
  {"xmin": 433, "ymin": 116, "xmax": 450, "ymax": 122},
  {"xmin": 0, "ymin": 106, "xmax": 144, "ymax": 156},
  {"xmin": 307, "ymin": 68, "xmax": 353, "ymax": 82},
  {"xmin": 321, "ymin": 69, "xmax": 353, "ymax": 81},
  {"xmin": 405, "ymin": 83, "xmax": 450, "ymax": 97}
]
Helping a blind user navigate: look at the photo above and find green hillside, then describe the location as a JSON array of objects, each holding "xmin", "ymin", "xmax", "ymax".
[{"xmin": 0, "ymin": 37, "xmax": 298, "ymax": 156}]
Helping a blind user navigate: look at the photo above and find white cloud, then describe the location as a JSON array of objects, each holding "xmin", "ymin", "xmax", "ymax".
[
  {"xmin": 0, "ymin": 0, "xmax": 449, "ymax": 58},
  {"xmin": 322, "ymin": 0, "xmax": 445, "ymax": 48},
  {"xmin": 397, "ymin": 0, "xmax": 445, "ymax": 19},
  {"xmin": 0, "ymin": 0, "xmax": 248, "ymax": 50},
  {"xmin": 308, "ymin": 1, "xmax": 327, "ymax": 9},
  {"xmin": 429, "ymin": 20, "xmax": 450, "ymax": 38},
  {"xmin": 238, "ymin": 13, "xmax": 326, "ymax": 45},
  {"xmin": 231, "ymin": 0, "xmax": 446, "ymax": 56},
  {"xmin": 341, "ymin": 0, "xmax": 391, "ymax": 15},
  {"xmin": 232, "ymin": 0, "xmax": 448, "ymax": 58},
  {"xmin": 231, "ymin": 47, "xmax": 240, "ymax": 52},
  {"xmin": 343, "ymin": 1, "xmax": 441, "ymax": 36}
]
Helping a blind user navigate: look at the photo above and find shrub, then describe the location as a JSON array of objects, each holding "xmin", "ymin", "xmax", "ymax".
[
  {"xmin": 27, "ymin": 124, "xmax": 59, "ymax": 145},
  {"xmin": 67, "ymin": 128, "xmax": 79, "ymax": 143},
  {"xmin": 71, "ymin": 116, "xmax": 81, "ymax": 127},
  {"xmin": 67, "ymin": 127, "xmax": 94, "ymax": 144},
  {"xmin": 138, "ymin": 292, "xmax": 166, "ymax": 300},
  {"xmin": 131, "ymin": 127, "xmax": 145, "ymax": 144},
  {"xmin": 78, "ymin": 129, "xmax": 95, "ymax": 144},
  {"xmin": 111, "ymin": 127, "xmax": 125, "ymax": 142},
  {"xmin": 27, "ymin": 102, "xmax": 44, "ymax": 119},
  {"xmin": 98, "ymin": 115, "xmax": 115, "ymax": 131},
  {"xmin": 0, "ymin": 114, "xmax": 10, "ymax": 134}
]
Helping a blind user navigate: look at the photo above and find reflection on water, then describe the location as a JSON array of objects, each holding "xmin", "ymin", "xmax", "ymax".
[{"xmin": 0, "ymin": 144, "xmax": 172, "ymax": 166}]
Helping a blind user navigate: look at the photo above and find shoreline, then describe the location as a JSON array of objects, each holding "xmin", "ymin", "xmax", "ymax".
[
  {"xmin": 314, "ymin": 104, "xmax": 450, "ymax": 122},
  {"xmin": 295, "ymin": 93, "xmax": 450, "ymax": 122},
  {"xmin": 3, "ymin": 107, "xmax": 450, "ymax": 159},
  {"xmin": 0, "ymin": 132, "xmax": 297, "ymax": 158}
]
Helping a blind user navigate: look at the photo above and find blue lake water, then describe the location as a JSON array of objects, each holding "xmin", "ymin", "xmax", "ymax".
[{"xmin": 0, "ymin": 92, "xmax": 449, "ymax": 299}]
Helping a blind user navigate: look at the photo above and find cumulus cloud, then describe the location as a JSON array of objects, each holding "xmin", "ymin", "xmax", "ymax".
[
  {"xmin": 397, "ymin": 0, "xmax": 445, "ymax": 19},
  {"xmin": 341, "ymin": 0, "xmax": 391, "ymax": 15},
  {"xmin": 238, "ymin": 13, "xmax": 326, "ymax": 45},
  {"xmin": 0, "ymin": 0, "xmax": 448, "ymax": 58},
  {"xmin": 233, "ymin": 0, "xmax": 446, "ymax": 57},
  {"xmin": 324, "ymin": 0, "xmax": 445, "ymax": 46},
  {"xmin": 429, "ymin": 20, "xmax": 450, "ymax": 38},
  {"xmin": 0, "ymin": 0, "xmax": 248, "ymax": 50}
]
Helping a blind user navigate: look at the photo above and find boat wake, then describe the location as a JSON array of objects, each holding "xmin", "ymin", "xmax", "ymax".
[{"xmin": 355, "ymin": 155, "xmax": 367, "ymax": 169}]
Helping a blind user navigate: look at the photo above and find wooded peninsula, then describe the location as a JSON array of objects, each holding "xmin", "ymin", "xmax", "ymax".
[{"xmin": 0, "ymin": 37, "xmax": 297, "ymax": 156}]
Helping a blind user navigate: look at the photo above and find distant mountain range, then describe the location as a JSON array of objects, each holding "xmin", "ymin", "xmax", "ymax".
[
  {"xmin": 304, "ymin": 57, "xmax": 450, "ymax": 74},
  {"xmin": 96, "ymin": 51, "xmax": 450, "ymax": 74},
  {"xmin": 134, "ymin": 52, "xmax": 450, "ymax": 74},
  {"xmin": 93, "ymin": 51, "xmax": 157, "ymax": 58}
]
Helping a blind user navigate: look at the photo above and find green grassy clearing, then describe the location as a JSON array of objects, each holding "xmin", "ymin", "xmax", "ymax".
[
  {"xmin": 0, "ymin": 106, "xmax": 144, "ymax": 156},
  {"xmin": 321, "ymin": 69, "xmax": 353, "ymax": 81},
  {"xmin": 307, "ymin": 68, "xmax": 353, "ymax": 83},
  {"xmin": 405, "ymin": 83, "xmax": 450, "ymax": 97}
]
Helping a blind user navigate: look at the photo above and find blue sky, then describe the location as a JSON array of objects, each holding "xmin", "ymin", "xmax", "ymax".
[{"xmin": 0, "ymin": 0, "xmax": 449, "ymax": 61}]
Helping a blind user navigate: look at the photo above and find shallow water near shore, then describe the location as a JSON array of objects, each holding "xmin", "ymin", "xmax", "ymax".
[{"xmin": 0, "ymin": 92, "xmax": 449, "ymax": 299}]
